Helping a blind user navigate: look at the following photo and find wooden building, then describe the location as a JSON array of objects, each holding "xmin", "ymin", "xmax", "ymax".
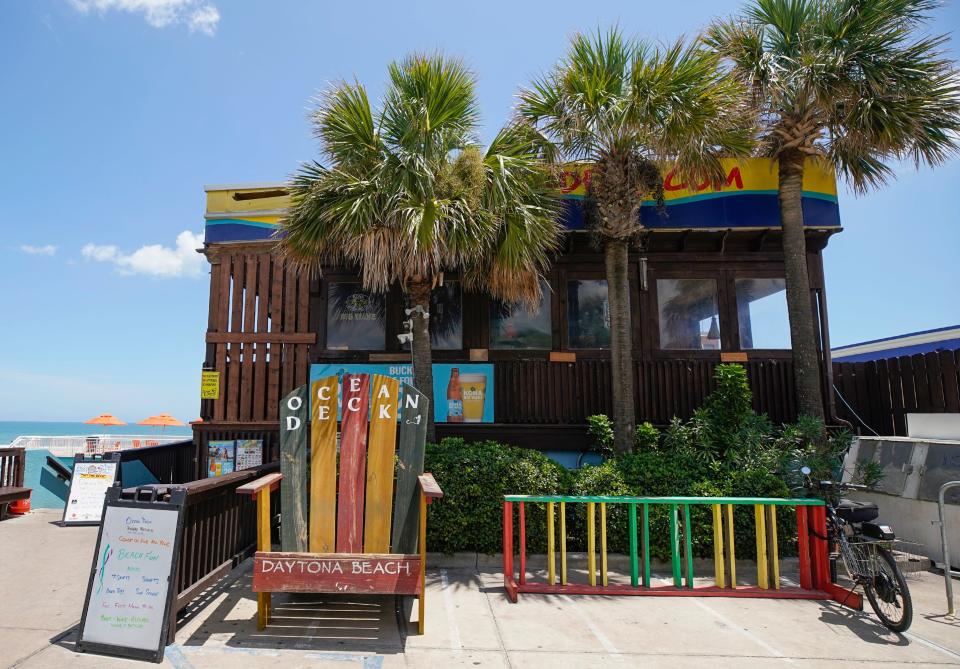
[{"xmin": 194, "ymin": 159, "xmax": 844, "ymax": 459}]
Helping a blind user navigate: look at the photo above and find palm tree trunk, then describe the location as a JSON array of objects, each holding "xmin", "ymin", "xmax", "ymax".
[
  {"xmin": 409, "ymin": 279, "xmax": 436, "ymax": 442},
  {"xmin": 778, "ymin": 150, "xmax": 826, "ymax": 423},
  {"xmin": 604, "ymin": 238, "xmax": 636, "ymax": 454}
]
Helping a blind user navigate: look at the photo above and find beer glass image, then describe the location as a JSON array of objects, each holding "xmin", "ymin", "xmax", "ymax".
[{"xmin": 460, "ymin": 373, "xmax": 487, "ymax": 422}]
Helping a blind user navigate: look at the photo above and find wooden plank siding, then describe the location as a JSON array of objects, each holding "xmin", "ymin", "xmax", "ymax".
[
  {"xmin": 833, "ymin": 350, "xmax": 960, "ymax": 436},
  {"xmin": 204, "ymin": 250, "xmax": 316, "ymax": 426},
  {"xmin": 198, "ymin": 247, "xmax": 958, "ymax": 450}
]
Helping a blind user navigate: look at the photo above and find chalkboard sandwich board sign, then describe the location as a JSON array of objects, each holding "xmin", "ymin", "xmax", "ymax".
[
  {"xmin": 77, "ymin": 486, "xmax": 187, "ymax": 663},
  {"xmin": 62, "ymin": 452, "xmax": 121, "ymax": 526}
]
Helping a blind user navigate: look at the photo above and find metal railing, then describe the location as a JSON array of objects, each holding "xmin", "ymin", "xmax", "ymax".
[
  {"xmin": 937, "ymin": 481, "xmax": 960, "ymax": 617},
  {"xmin": 8, "ymin": 434, "xmax": 187, "ymax": 457}
]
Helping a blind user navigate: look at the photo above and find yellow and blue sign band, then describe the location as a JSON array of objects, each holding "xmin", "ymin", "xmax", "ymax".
[
  {"xmin": 205, "ymin": 217, "xmax": 281, "ymax": 243},
  {"xmin": 204, "ymin": 158, "xmax": 840, "ymax": 243},
  {"xmin": 559, "ymin": 158, "xmax": 839, "ymax": 231}
]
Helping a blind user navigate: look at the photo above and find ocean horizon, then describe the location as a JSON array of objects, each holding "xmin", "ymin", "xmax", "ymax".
[{"xmin": 0, "ymin": 420, "xmax": 193, "ymax": 446}]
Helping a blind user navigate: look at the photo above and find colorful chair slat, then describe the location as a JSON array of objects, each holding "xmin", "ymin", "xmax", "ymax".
[{"xmin": 237, "ymin": 374, "xmax": 443, "ymax": 633}]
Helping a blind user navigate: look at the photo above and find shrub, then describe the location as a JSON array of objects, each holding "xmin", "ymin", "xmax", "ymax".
[
  {"xmin": 567, "ymin": 459, "xmax": 632, "ymax": 552},
  {"xmin": 424, "ymin": 438, "xmax": 571, "ymax": 554},
  {"xmin": 634, "ymin": 421, "xmax": 659, "ymax": 450},
  {"xmin": 422, "ymin": 364, "xmax": 848, "ymax": 559},
  {"xmin": 586, "ymin": 414, "xmax": 615, "ymax": 458}
]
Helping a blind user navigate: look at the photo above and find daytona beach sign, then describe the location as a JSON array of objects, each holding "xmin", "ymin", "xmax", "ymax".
[{"xmin": 253, "ymin": 554, "xmax": 421, "ymax": 594}]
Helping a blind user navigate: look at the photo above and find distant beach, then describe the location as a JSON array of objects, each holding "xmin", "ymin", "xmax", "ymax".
[{"xmin": 0, "ymin": 421, "xmax": 192, "ymax": 446}]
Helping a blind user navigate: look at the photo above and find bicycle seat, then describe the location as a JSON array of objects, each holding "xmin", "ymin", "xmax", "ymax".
[{"xmin": 836, "ymin": 498, "xmax": 879, "ymax": 523}]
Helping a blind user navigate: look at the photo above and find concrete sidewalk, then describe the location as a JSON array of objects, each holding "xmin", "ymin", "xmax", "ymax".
[{"xmin": 4, "ymin": 509, "xmax": 960, "ymax": 668}]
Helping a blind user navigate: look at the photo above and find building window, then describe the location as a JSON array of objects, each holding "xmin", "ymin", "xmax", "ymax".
[
  {"xmin": 490, "ymin": 282, "xmax": 552, "ymax": 349},
  {"xmin": 429, "ymin": 281, "xmax": 463, "ymax": 350},
  {"xmin": 657, "ymin": 278, "xmax": 722, "ymax": 350},
  {"xmin": 736, "ymin": 278, "xmax": 790, "ymax": 349},
  {"xmin": 326, "ymin": 283, "xmax": 386, "ymax": 350},
  {"xmin": 403, "ymin": 281, "xmax": 463, "ymax": 350},
  {"xmin": 567, "ymin": 279, "xmax": 610, "ymax": 349}
]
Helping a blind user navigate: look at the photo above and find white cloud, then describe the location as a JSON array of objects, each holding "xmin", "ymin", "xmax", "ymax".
[
  {"xmin": 187, "ymin": 5, "xmax": 219, "ymax": 35},
  {"xmin": 68, "ymin": 0, "xmax": 220, "ymax": 35},
  {"xmin": 81, "ymin": 244, "xmax": 118, "ymax": 262},
  {"xmin": 21, "ymin": 244, "xmax": 58, "ymax": 256},
  {"xmin": 82, "ymin": 231, "xmax": 205, "ymax": 278}
]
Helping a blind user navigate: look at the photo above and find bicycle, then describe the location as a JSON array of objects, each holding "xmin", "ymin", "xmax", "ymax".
[{"xmin": 800, "ymin": 465, "xmax": 913, "ymax": 632}]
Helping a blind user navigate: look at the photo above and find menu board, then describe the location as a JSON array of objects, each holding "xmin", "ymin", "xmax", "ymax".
[
  {"xmin": 235, "ymin": 439, "xmax": 263, "ymax": 471},
  {"xmin": 77, "ymin": 487, "xmax": 186, "ymax": 663},
  {"xmin": 63, "ymin": 455, "xmax": 120, "ymax": 526},
  {"xmin": 207, "ymin": 440, "xmax": 235, "ymax": 477}
]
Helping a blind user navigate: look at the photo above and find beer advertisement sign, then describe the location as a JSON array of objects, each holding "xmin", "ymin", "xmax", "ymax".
[{"xmin": 309, "ymin": 363, "xmax": 494, "ymax": 423}]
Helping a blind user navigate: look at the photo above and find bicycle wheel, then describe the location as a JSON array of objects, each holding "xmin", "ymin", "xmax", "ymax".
[{"xmin": 863, "ymin": 546, "xmax": 913, "ymax": 632}]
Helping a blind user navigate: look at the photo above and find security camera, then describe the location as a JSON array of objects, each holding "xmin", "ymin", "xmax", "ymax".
[{"xmin": 405, "ymin": 305, "xmax": 429, "ymax": 318}]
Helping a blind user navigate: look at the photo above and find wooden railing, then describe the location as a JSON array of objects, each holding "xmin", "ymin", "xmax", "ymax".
[
  {"xmin": 0, "ymin": 448, "xmax": 26, "ymax": 489},
  {"xmin": 833, "ymin": 350, "xmax": 960, "ymax": 436},
  {"xmin": 123, "ymin": 463, "xmax": 280, "ymax": 639},
  {"xmin": 119, "ymin": 439, "xmax": 195, "ymax": 484}
]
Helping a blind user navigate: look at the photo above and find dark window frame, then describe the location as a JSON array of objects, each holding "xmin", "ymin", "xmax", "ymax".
[
  {"xmin": 488, "ymin": 280, "xmax": 554, "ymax": 351},
  {"xmin": 652, "ymin": 272, "xmax": 726, "ymax": 356},
  {"xmin": 729, "ymin": 271, "xmax": 793, "ymax": 354}
]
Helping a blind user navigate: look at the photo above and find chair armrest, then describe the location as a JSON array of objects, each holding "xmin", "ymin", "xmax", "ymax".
[
  {"xmin": 236, "ymin": 472, "xmax": 282, "ymax": 497},
  {"xmin": 418, "ymin": 472, "xmax": 443, "ymax": 499}
]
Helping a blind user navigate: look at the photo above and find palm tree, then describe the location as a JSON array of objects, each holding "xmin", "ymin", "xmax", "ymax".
[
  {"xmin": 706, "ymin": 0, "xmax": 960, "ymax": 424},
  {"xmin": 518, "ymin": 29, "xmax": 753, "ymax": 454},
  {"xmin": 279, "ymin": 54, "xmax": 561, "ymax": 441}
]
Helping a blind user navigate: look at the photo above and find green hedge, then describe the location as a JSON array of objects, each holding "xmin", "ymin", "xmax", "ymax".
[
  {"xmin": 424, "ymin": 438, "xmax": 796, "ymax": 558},
  {"xmin": 423, "ymin": 438, "xmax": 570, "ymax": 554},
  {"xmin": 423, "ymin": 365, "xmax": 844, "ymax": 558}
]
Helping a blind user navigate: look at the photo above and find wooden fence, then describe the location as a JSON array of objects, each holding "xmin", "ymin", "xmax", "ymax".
[
  {"xmin": 493, "ymin": 358, "xmax": 797, "ymax": 426},
  {"xmin": 203, "ymin": 250, "xmax": 314, "ymax": 424},
  {"xmin": 832, "ymin": 350, "xmax": 960, "ymax": 436}
]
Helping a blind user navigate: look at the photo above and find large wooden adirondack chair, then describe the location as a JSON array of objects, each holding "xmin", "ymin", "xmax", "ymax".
[{"xmin": 237, "ymin": 373, "xmax": 443, "ymax": 633}]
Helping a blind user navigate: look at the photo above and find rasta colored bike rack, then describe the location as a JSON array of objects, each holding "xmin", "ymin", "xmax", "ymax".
[{"xmin": 503, "ymin": 495, "xmax": 862, "ymax": 608}]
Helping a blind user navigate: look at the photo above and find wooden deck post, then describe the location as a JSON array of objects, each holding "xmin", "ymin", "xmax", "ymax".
[
  {"xmin": 418, "ymin": 491, "xmax": 427, "ymax": 635},
  {"xmin": 256, "ymin": 488, "xmax": 272, "ymax": 630}
]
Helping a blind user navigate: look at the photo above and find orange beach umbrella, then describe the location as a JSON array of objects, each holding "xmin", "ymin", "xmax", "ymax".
[
  {"xmin": 84, "ymin": 414, "xmax": 126, "ymax": 426},
  {"xmin": 138, "ymin": 414, "xmax": 186, "ymax": 427}
]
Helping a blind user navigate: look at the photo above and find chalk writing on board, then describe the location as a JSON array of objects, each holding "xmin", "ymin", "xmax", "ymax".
[
  {"xmin": 65, "ymin": 461, "xmax": 118, "ymax": 524},
  {"xmin": 81, "ymin": 506, "xmax": 178, "ymax": 651}
]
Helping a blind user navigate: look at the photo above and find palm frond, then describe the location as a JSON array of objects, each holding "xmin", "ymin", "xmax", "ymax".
[
  {"xmin": 279, "ymin": 52, "xmax": 562, "ymax": 302},
  {"xmin": 313, "ymin": 81, "xmax": 380, "ymax": 171},
  {"xmin": 706, "ymin": 0, "xmax": 960, "ymax": 185}
]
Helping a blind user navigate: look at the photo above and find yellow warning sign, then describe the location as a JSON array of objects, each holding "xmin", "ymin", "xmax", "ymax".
[{"xmin": 201, "ymin": 371, "xmax": 220, "ymax": 400}]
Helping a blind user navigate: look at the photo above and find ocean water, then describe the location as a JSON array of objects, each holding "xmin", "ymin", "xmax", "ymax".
[{"xmin": 0, "ymin": 421, "xmax": 192, "ymax": 446}]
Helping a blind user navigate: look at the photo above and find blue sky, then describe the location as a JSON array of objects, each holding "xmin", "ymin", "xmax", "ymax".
[{"xmin": 1, "ymin": 0, "xmax": 958, "ymax": 422}]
